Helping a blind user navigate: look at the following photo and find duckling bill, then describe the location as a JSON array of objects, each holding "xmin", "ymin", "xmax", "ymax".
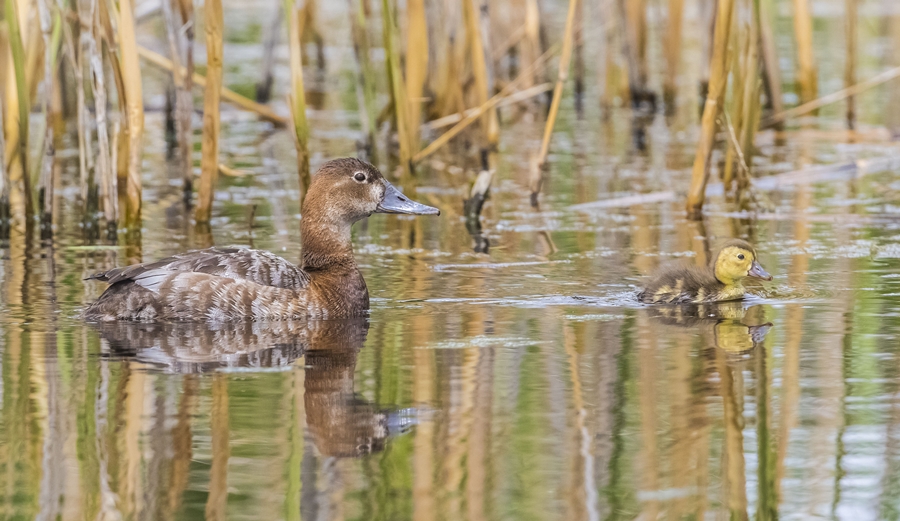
[
  {"xmin": 637, "ymin": 239, "xmax": 772, "ymax": 304},
  {"xmin": 83, "ymin": 158, "xmax": 440, "ymax": 321}
]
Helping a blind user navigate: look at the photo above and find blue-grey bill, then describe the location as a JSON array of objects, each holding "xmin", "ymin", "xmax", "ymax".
[
  {"xmin": 748, "ymin": 260, "xmax": 772, "ymax": 280},
  {"xmin": 749, "ymin": 322, "xmax": 774, "ymax": 344},
  {"xmin": 376, "ymin": 182, "xmax": 440, "ymax": 215}
]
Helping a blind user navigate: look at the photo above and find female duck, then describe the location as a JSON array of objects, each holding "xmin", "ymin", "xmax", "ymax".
[
  {"xmin": 83, "ymin": 158, "xmax": 439, "ymax": 321},
  {"xmin": 638, "ymin": 239, "xmax": 772, "ymax": 304}
]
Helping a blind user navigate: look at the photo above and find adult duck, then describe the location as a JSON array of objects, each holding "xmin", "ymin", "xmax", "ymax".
[
  {"xmin": 83, "ymin": 158, "xmax": 440, "ymax": 321},
  {"xmin": 638, "ymin": 239, "xmax": 772, "ymax": 304}
]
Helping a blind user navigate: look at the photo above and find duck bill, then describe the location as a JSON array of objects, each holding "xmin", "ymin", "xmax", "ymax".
[
  {"xmin": 376, "ymin": 182, "xmax": 441, "ymax": 215},
  {"xmin": 748, "ymin": 260, "xmax": 773, "ymax": 281}
]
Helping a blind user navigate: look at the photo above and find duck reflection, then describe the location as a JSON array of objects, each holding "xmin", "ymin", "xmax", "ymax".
[
  {"xmin": 645, "ymin": 302, "xmax": 773, "ymax": 357},
  {"xmin": 94, "ymin": 318, "xmax": 412, "ymax": 457}
]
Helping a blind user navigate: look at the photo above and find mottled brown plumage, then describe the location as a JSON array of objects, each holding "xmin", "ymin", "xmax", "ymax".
[
  {"xmin": 83, "ymin": 158, "xmax": 440, "ymax": 321},
  {"xmin": 638, "ymin": 239, "xmax": 772, "ymax": 304}
]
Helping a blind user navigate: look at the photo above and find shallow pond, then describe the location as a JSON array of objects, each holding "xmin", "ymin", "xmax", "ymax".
[{"xmin": 4, "ymin": 1, "xmax": 900, "ymax": 520}]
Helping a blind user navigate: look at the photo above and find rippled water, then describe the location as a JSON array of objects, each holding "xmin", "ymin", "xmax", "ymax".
[{"xmin": 4, "ymin": 2, "xmax": 900, "ymax": 520}]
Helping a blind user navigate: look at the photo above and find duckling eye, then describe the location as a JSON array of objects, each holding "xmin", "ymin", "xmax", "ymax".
[
  {"xmin": 353, "ymin": 172, "xmax": 367, "ymax": 183},
  {"xmin": 737, "ymin": 253, "xmax": 745, "ymax": 260}
]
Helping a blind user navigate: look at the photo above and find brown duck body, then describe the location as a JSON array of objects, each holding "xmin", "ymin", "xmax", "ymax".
[{"xmin": 83, "ymin": 158, "xmax": 438, "ymax": 321}]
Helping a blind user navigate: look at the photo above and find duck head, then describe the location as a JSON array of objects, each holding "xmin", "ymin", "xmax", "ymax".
[
  {"xmin": 303, "ymin": 158, "xmax": 440, "ymax": 223},
  {"xmin": 301, "ymin": 158, "xmax": 439, "ymax": 268},
  {"xmin": 712, "ymin": 239, "xmax": 773, "ymax": 285}
]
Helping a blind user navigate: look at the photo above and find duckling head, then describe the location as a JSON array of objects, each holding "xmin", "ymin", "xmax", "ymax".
[
  {"xmin": 712, "ymin": 239, "xmax": 773, "ymax": 286},
  {"xmin": 304, "ymin": 158, "xmax": 440, "ymax": 226}
]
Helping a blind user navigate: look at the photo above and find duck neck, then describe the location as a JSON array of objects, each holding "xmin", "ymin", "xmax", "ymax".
[{"xmin": 301, "ymin": 218, "xmax": 357, "ymax": 272}]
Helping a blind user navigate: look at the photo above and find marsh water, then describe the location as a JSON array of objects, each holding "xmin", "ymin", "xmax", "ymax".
[{"xmin": 4, "ymin": 2, "xmax": 900, "ymax": 520}]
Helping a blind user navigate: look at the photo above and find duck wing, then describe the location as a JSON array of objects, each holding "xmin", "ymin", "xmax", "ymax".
[{"xmin": 87, "ymin": 247, "xmax": 310, "ymax": 290}]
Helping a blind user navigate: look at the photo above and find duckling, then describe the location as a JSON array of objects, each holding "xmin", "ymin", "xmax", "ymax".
[
  {"xmin": 637, "ymin": 239, "xmax": 772, "ymax": 304},
  {"xmin": 83, "ymin": 158, "xmax": 440, "ymax": 321}
]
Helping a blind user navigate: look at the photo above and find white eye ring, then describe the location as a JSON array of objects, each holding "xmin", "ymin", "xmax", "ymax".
[{"xmin": 353, "ymin": 172, "xmax": 367, "ymax": 182}]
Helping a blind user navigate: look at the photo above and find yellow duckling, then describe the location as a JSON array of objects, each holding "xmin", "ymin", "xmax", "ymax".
[{"xmin": 638, "ymin": 239, "xmax": 772, "ymax": 304}]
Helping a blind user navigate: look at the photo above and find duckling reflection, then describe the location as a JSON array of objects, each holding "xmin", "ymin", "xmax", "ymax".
[
  {"xmin": 94, "ymin": 318, "xmax": 412, "ymax": 457},
  {"xmin": 645, "ymin": 302, "xmax": 773, "ymax": 357}
]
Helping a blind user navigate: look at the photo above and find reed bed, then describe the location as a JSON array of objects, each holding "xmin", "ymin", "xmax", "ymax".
[{"xmin": 0, "ymin": 0, "xmax": 889, "ymax": 239}]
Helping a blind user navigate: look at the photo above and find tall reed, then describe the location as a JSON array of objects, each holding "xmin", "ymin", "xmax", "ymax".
[
  {"xmin": 463, "ymin": 0, "xmax": 497, "ymax": 161},
  {"xmin": 844, "ymin": 0, "xmax": 857, "ymax": 129},
  {"xmin": 119, "ymin": 0, "xmax": 144, "ymax": 228},
  {"xmin": 4, "ymin": 0, "xmax": 34, "ymax": 218},
  {"xmin": 37, "ymin": 0, "xmax": 59, "ymax": 237},
  {"xmin": 758, "ymin": 0, "xmax": 783, "ymax": 123},
  {"xmin": 285, "ymin": 0, "xmax": 311, "ymax": 203},
  {"xmin": 686, "ymin": 0, "xmax": 736, "ymax": 218},
  {"xmin": 406, "ymin": 0, "xmax": 429, "ymax": 154},
  {"xmin": 664, "ymin": 0, "xmax": 685, "ymax": 113},
  {"xmin": 381, "ymin": 0, "xmax": 413, "ymax": 173},
  {"xmin": 86, "ymin": 0, "xmax": 117, "ymax": 237},
  {"xmin": 162, "ymin": 0, "xmax": 195, "ymax": 201},
  {"xmin": 196, "ymin": 0, "xmax": 224, "ymax": 223},
  {"xmin": 348, "ymin": 0, "xmax": 379, "ymax": 161},
  {"xmin": 792, "ymin": 0, "xmax": 817, "ymax": 104},
  {"xmin": 533, "ymin": 0, "xmax": 579, "ymax": 205},
  {"xmin": 0, "ymin": 96, "xmax": 8, "ymax": 239}
]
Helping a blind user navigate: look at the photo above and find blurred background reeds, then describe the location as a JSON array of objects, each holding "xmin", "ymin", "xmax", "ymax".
[{"xmin": 0, "ymin": 0, "xmax": 896, "ymax": 241}]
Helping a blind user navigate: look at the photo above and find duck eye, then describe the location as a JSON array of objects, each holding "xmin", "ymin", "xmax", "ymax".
[
  {"xmin": 353, "ymin": 172, "xmax": 367, "ymax": 182},
  {"xmin": 737, "ymin": 253, "xmax": 745, "ymax": 260}
]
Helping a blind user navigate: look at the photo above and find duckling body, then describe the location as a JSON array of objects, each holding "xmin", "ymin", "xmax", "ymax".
[
  {"xmin": 83, "ymin": 158, "xmax": 439, "ymax": 321},
  {"xmin": 637, "ymin": 239, "xmax": 772, "ymax": 304}
]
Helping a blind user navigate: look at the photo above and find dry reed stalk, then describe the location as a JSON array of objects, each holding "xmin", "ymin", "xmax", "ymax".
[
  {"xmin": 737, "ymin": 0, "xmax": 762, "ymax": 192},
  {"xmin": 533, "ymin": 0, "xmax": 579, "ymax": 203},
  {"xmin": 522, "ymin": 0, "xmax": 542, "ymax": 90},
  {"xmin": 663, "ymin": 0, "xmax": 685, "ymax": 113},
  {"xmin": 137, "ymin": 47, "xmax": 287, "ymax": 126},
  {"xmin": 844, "ymin": 0, "xmax": 857, "ymax": 129},
  {"xmin": 722, "ymin": 25, "xmax": 747, "ymax": 191},
  {"xmin": 381, "ymin": 0, "xmax": 412, "ymax": 173},
  {"xmin": 463, "ymin": 0, "xmax": 497, "ymax": 156},
  {"xmin": 890, "ymin": 8, "xmax": 900, "ymax": 137},
  {"xmin": 37, "ymin": 0, "xmax": 57, "ymax": 237},
  {"xmin": 285, "ymin": 0, "xmax": 311, "ymax": 202},
  {"xmin": 573, "ymin": 0, "xmax": 584, "ymax": 115},
  {"xmin": 118, "ymin": 0, "xmax": 144, "ymax": 227},
  {"xmin": 0, "ymin": 95, "xmax": 8, "ymax": 239},
  {"xmin": 86, "ymin": 0, "xmax": 117, "ymax": 236},
  {"xmin": 792, "ymin": 0, "xmax": 817, "ymax": 104},
  {"xmin": 758, "ymin": 0, "xmax": 783, "ymax": 122},
  {"xmin": 685, "ymin": 0, "xmax": 736, "ymax": 218},
  {"xmin": 195, "ymin": 0, "xmax": 223, "ymax": 223},
  {"xmin": 161, "ymin": 0, "xmax": 195, "ymax": 200},
  {"xmin": 255, "ymin": 5, "xmax": 282, "ymax": 104},
  {"xmin": 348, "ymin": 0, "xmax": 378, "ymax": 161},
  {"xmin": 618, "ymin": 0, "xmax": 653, "ymax": 109},
  {"xmin": 60, "ymin": 5, "xmax": 92, "ymax": 209},
  {"xmin": 3, "ymin": 0, "xmax": 33, "ymax": 219},
  {"xmin": 478, "ymin": 0, "xmax": 499, "ymax": 146},
  {"xmin": 413, "ymin": 43, "xmax": 559, "ymax": 163},
  {"xmin": 762, "ymin": 65, "xmax": 900, "ymax": 127},
  {"xmin": 424, "ymin": 82, "xmax": 552, "ymax": 130},
  {"xmin": 2, "ymin": 0, "xmax": 26, "ymax": 171},
  {"xmin": 405, "ymin": 0, "xmax": 428, "ymax": 154}
]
